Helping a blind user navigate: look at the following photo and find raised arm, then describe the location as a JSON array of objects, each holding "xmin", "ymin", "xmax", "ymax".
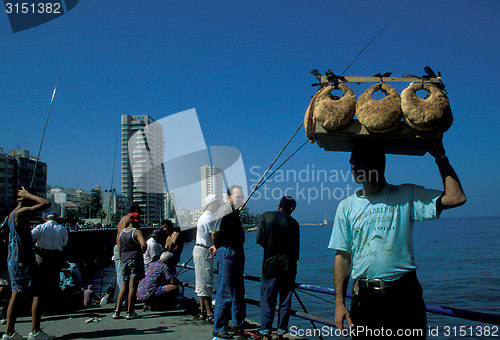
[
  {"xmin": 428, "ymin": 141, "xmax": 467, "ymax": 214},
  {"xmin": 16, "ymin": 188, "xmax": 50, "ymax": 230},
  {"xmin": 17, "ymin": 187, "xmax": 50, "ymax": 214},
  {"xmin": 334, "ymin": 250, "xmax": 354, "ymax": 331}
]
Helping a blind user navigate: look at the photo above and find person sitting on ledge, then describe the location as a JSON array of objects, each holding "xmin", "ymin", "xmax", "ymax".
[{"xmin": 137, "ymin": 251, "xmax": 178, "ymax": 310}]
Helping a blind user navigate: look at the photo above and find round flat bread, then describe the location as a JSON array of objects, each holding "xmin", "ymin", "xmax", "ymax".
[
  {"xmin": 304, "ymin": 87, "xmax": 326, "ymax": 143},
  {"xmin": 401, "ymin": 83, "xmax": 453, "ymax": 132},
  {"xmin": 356, "ymin": 83, "xmax": 402, "ymax": 132},
  {"xmin": 312, "ymin": 84, "xmax": 356, "ymax": 132}
]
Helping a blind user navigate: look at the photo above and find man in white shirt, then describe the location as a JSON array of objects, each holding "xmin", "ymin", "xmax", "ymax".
[
  {"xmin": 32, "ymin": 213, "xmax": 68, "ymax": 252},
  {"xmin": 193, "ymin": 194, "xmax": 220, "ymax": 323},
  {"xmin": 32, "ymin": 212, "xmax": 68, "ymax": 307}
]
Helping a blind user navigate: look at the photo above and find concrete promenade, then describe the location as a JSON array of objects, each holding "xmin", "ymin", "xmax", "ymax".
[
  {"xmin": 3, "ymin": 306, "xmax": 211, "ymax": 339},
  {"xmin": 1, "ymin": 304, "xmax": 306, "ymax": 340}
]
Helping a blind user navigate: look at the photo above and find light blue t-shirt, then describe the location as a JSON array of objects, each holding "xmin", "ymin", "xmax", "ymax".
[{"xmin": 328, "ymin": 183, "xmax": 442, "ymax": 281}]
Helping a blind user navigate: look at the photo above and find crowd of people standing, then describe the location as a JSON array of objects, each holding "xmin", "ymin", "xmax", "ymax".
[{"xmin": 1, "ymin": 140, "xmax": 466, "ymax": 340}]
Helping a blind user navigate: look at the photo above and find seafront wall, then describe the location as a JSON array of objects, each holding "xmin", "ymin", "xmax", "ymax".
[{"xmin": 64, "ymin": 227, "xmax": 196, "ymax": 264}]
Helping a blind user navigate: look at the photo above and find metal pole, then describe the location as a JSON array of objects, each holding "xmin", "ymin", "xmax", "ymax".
[
  {"xmin": 174, "ymin": 255, "xmax": 193, "ymax": 278},
  {"xmin": 293, "ymin": 289, "xmax": 324, "ymax": 340}
]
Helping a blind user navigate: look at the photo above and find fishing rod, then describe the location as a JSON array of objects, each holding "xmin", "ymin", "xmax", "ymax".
[
  {"xmin": 238, "ymin": 2, "xmax": 413, "ymax": 207},
  {"xmin": 340, "ymin": 1, "xmax": 414, "ymax": 76},
  {"xmin": 174, "ymin": 255, "xmax": 194, "ymax": 278},
  {"xmin": 254, "ymin": 140, "xmax": 309, "ymax": 192},
  {"xmin": 31, "ymin": 60, "xmax": 65, "ymax": 189},
  {"xmin": 239, "ymin": 122, "xmax": 304, "ymax": 210}
]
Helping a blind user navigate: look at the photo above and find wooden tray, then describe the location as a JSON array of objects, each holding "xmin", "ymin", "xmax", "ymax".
[{"xmin": 314, "ymin": 120, "xmax": 442, "ymax": 156}]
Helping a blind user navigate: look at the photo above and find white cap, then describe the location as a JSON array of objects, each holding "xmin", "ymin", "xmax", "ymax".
[{"xmin": 204, "ymin": 194, "xmax": 218, "ymax": 208}]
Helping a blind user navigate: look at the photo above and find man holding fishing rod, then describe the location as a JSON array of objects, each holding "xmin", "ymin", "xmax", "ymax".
[
  {"xmin": 4, "ymin": 187, "xmax": 55, "ymax": 340},
  {"xmin": 211, "ymin": 185, "xmax": 251, "ymax": 339},
  {"xmin": 330, "ymin": 140, "xmax": 466, "ymax": 339}
]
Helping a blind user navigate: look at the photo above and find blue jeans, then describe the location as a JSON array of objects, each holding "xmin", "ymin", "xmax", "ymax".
[
  {"xmin": 260, "ymin": 273, "xmax": 295, "ymax": 336},
  {"xmin": 213, "ymin": 246, "xmax": 246, "ymax": 333}
]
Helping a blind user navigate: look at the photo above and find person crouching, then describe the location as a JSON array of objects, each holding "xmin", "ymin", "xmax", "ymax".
[{"xmin": 137, "ymin": 251, "xmax": 178, "ymax": 310}]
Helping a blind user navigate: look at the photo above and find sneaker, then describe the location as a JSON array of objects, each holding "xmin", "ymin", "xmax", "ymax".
[
  {"xmin": 27, "ymin": 331, "xmax": 55, "ymax": 340},
  {"xmin": 112, "ymin": 311, "xmax": 121, "ymax": 319},
  {"xmin": 125, "ymin": 312, "xmax": 140, "ymax": 320},
  {"xmin": 2, "ymin": 333, "xmax": 25, "ymax": 340}
]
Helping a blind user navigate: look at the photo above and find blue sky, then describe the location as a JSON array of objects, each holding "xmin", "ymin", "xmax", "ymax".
[{"xmin": 1, "ymin": 0, "xmax": 499, "ymax": 221}]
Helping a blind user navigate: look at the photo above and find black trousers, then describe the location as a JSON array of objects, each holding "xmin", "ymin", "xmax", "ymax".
[{"xmin": 350, "ymin": 271, "xmax": 427, "ymax": 339}]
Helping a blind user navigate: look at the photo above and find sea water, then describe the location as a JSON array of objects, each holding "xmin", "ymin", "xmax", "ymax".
[{"xmin": 98, "ymin": 217, "xmax": 500, "ymax": 339}]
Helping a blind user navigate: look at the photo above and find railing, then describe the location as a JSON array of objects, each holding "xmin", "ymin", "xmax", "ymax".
[{"xmin": 176, "ymin": 264, "xmax": 500, "ymax": 328}]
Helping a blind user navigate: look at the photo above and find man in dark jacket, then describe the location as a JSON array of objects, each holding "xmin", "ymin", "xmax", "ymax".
[
  {"xmin": 257, "ymin": 196, "xmax": 300, "ymax": 340},
  {"xmin": 211, "ymin": 185, "xmax": 247, "ymax": 339}
]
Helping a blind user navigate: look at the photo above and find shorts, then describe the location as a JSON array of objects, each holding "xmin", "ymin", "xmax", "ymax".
[
  {"xmin": 0, "ymin": 265, "xmax": 10, "ymax": 286},
  {"xmin": 193, "ymin": 245, "xmax": 214, "ymax": 297},
  {"xmin": 121, "ymin": 258, "xmax": 145, "ymax": 282},
  {"xmin": 8, "ymin": 263, "xmax": 41, "ymax": 293}
]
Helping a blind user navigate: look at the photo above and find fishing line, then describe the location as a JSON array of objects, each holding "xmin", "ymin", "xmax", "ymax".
[
  {"xmin": 31, "ymin": 58, "xmax": 66, "ymax": 188},
  {"xmin": 254, "ymin": 140, "xmax": 309, "ymax": 192},
  {"xmin": 240, "ymin": 122, "xmax": 304, "ymax": 209},
  {"xmin": 241, "ymin": 2, "xmax": 413, "ymax": 206},
  {"xmin": 340, "ymin": 1, "xmax": 414, "ymax": 76},
  {"xmin": 296, "ymin": 287, "xmax": 335, "ymax": 305}
]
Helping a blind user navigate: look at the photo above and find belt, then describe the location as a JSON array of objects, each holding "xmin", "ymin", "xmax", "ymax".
[
  {"xmin": 357, "ymin": 278, "xmax": 391, "ymax": 290},
  {"xmin": 195, "ymin": 243, "xmax": 211, "ymax": 250},
  {"xmin": 355, "ymin": 270, "xmax": 418, "ymax": 292}
]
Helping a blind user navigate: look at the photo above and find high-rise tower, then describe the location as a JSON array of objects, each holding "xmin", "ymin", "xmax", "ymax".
[
  {"xmin": 121, "ymin": 114, "xmax": 165, "ymax": 223},
  {"xmin": 200, "ymin": 165, "xmax": 223, "ymax": 206}
]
